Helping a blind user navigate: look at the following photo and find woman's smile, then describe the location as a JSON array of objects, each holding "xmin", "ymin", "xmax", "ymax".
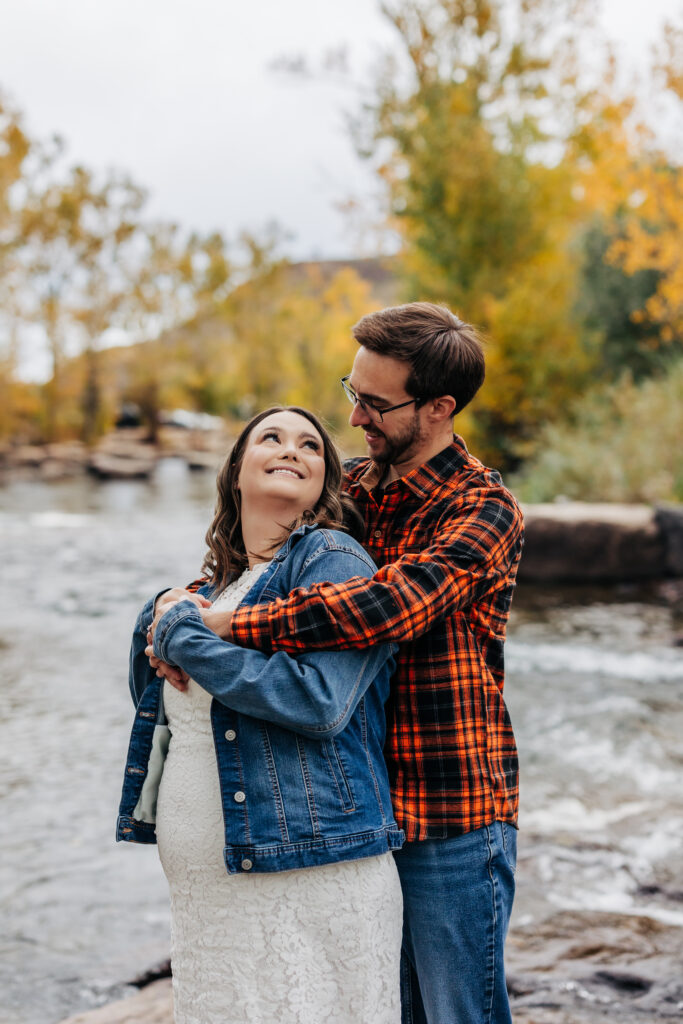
[{"xmin": 266, "ymin": 465, "xmax": 304, "ymax": 478}]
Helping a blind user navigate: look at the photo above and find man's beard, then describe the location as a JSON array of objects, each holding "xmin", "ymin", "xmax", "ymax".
[{"xmin": 369, "ymin": 412, "xmax": 423, "ymax": 466}]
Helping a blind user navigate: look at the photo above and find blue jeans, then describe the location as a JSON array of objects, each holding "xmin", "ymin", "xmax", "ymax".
[{"xmin": 394, "ymin": 822, "xmax": 517, "ymax": 1024}]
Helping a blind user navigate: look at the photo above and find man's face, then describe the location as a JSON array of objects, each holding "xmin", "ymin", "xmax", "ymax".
[{"xmin": 347, "ymin": 347, "xmax": 426, "ymax": 466}]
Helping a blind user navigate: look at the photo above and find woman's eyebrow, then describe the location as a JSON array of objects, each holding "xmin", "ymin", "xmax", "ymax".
[{"xmin": 258, "ymin": 424, "xmax": 321, "ymax": 444}]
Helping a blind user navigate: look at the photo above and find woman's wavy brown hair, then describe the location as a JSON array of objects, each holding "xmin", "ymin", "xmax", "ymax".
[{"xmin": 201, "ymin": 406, "xmax": 357, "ymax": 591}]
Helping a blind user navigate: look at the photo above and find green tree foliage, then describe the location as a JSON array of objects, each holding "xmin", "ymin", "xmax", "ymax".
[
  {"xmin": 576, "ymin": 219, "xmax": 671, "ymax": 380},
  {"xmin": 510, "ymin": 361, "xmax": 683, "ymax": 503}
]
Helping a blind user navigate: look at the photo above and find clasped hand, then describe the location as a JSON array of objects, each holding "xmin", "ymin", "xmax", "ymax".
[{"xmin": 145, "ymin": 588, "xmax": 212, "ymax": 692}]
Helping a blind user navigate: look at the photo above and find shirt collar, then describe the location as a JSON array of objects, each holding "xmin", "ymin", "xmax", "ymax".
[
  {"xmin": 271, "ymin": 521, "xmax": 319, "ymax": 562},
  {"xmin": 350, "ymin": 435, "xmax": 471, "ymax": 499}
]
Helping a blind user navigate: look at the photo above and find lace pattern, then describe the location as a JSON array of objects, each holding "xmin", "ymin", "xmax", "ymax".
[{"xmin": 156, "ymin": 562, "xmax": 403, "ymax": 1023}]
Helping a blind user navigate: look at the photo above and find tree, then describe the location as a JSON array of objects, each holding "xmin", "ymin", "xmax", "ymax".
[
  {"xmin": 120, "ymin": 227, "xmax": 233, "ymax": 440},
  {"xmin": 357, "ymin": 0, "xmax": 597, "ymax": 465},
  {"xmin": 576, "ymin": 219, "xmax": 667, "ymax": 380},
  {"xmin": 0, "ymin": 96, "xmax": 32, "ymax": 439},
  {"xmin": 13, "ymin": 158, "xmax": 234, "ymax": 442},
  {"xmin": 568, "ymin": 21, "xmax": 683, "ymax": 366},
  {"xmin": 215, "ymin": 237, "xmax": 378, "ymax": 434}
]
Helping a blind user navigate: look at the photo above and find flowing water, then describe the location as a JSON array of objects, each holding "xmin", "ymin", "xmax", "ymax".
[{"xmin": 1, "ymin": 465, "xmax": 682, "ymax": 1023}]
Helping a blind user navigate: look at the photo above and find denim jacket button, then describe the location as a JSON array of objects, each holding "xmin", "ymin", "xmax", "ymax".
[
  {"xmin": 234, "ymin": 791, "xmax": 246, "ymax": 803},
  {"xmin": 225, "ymin": 729, "xmax": 237, "ymax": 741},
  {"xmin": 241, "ymin": 859, "xmax": 253, "ymax": 871}
]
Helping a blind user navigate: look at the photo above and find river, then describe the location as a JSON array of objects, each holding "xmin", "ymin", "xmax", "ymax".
[{"xmin": 1, "ymin": 464, "xmax": 682, "ymax": 1023}]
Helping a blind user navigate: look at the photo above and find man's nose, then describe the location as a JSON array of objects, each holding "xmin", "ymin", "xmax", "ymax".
[{"xmin": 349, "ymin": 400, "xmax": 371, "ymax": 428}]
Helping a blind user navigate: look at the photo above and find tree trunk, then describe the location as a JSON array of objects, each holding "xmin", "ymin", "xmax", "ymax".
[{"xmin": 81, "ymin": 344, "xmax": 101, "ymax": 445}]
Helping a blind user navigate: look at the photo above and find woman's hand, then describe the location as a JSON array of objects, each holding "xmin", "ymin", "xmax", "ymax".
[
  {"xmin": 150, "ymin": 588, "xmax": 211, "ymax": 639},
  {"xmin": 146, "ymin": 589, "xmax": 212, "ymax": 692},
  {"xmin": 145, "ymin": 639, "xmax": 190, "ymax": 692}
]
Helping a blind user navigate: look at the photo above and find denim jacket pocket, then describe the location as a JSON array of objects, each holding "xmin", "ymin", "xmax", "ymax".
[{"xmin": 322, "ymin": 739, "xmax": 356, "ymax": 813}]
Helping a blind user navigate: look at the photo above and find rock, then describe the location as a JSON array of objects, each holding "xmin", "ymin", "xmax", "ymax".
[
  {"xmin": 39, "ymin": 442, "xmax": 89, "ymax": 480},
  {"xmin": 0, "ymin": 426, "xmax": 231, "ymax": 484},
  {"xmin": 58, "ymin": 978, "xmax": 172, "ymax": 1024},
  {"xmin": 8, "ymin": 444, "xmax": 48, "ymax": 468},
  {"xmin": 655, "ymin": 504, "xmax": 683, "ymax": 577},
  {"xmin": 507, "ymin": 909, "xmax": 683, "ymax": 1022},
  {"xmin": 128, "ymin": 958, "xmax": 172, "ymax": 988},
  {"xmin": 93, "ymin": 430, "xmax": 156, "ymax": 459},
  {"xmin": 0, "ymin": 441, "xmax": 89, "ymax": 480},
  {"xmin": 87, "ymin": 429, "xmax": 162, "ymax": 478},
  {"xmin": 520, "ymin": 503, "xmax": 667, "ymax": 583},
  {"xmin": 87, "ymin": 453, "xmax": 155, "ymax": 480},
  {"xmin": 185, "ymin": 450, "xmax": 221, "ymax": 472}
]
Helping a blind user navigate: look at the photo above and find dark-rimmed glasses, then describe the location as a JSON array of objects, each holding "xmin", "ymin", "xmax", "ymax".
[{"xmin": 340, "ymin": 376, "xmax": 421, "ymax": 423}]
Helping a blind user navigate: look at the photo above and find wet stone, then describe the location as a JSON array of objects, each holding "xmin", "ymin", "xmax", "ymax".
[
  {"xmin": 57, "ymin": 978, "xmax": 172, "ymax": 1023},
  {"xmin": 507, "ymin": 910, "xmax": 683, "ymax": 1023},
  {"xmin": 591, "ymin": 969, "xmax": 654, "ymax": 994}
]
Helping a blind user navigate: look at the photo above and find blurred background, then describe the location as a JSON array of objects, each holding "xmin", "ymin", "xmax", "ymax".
[
  {"xmin": 1, "ymin": 2, "xmax": 682, "ymax": 1022},
  {"xmin": 0, "ymin": 0, "xmax": 681, "ymax": 491}
]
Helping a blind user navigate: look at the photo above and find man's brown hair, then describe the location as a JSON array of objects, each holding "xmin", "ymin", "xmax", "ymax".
[{"xmin": 352, "ymin": 302, "xmax": 485, "ymax": 414}]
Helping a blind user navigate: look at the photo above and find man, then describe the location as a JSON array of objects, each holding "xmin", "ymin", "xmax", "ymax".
[{"xmin": 157, "ymin": 302, "xmax": 523, "ymax": 1022}]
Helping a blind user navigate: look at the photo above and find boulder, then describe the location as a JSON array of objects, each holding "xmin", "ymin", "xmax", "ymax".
[
  {"xmin": 40, "ymin": 442, "xmax": 89, "ymax": 480},
  {"xmin": 87, "ymin": 453, "xmax": 155, "ymax": 480},
  {"xmin": 520, "ymin": 503, "xmax": 667, "ymax": 583},
  {"xmin": 58, "ymin": 978, "xmax": 172, "ymax": 1024},
  {"xmin": 654, "ymin": 504, "xmax": 683, "ymax": 577},
  {"xmin": 185, "ymin": 450, "xmax": 222, "ymax": 472}
]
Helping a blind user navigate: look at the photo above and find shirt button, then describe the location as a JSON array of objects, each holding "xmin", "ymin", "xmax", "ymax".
[
  {"xmin": 374, "ymin": 530, "xmax": 382, "ymax": 539},
  {"xmin": 233, "ymin": 791, "xmax": 246, "ymax": 803},
  {"xmin": 225, "ymin": 729, "xmax": 236, "ymax": 741},
  {"xmin": 241, "ymin": 859, "xmax": 253, "ymax": 871}
]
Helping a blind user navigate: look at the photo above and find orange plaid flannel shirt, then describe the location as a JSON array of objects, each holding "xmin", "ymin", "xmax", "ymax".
[{"xmin": 226, "ymin": 436, "xmax": 524, "ymax": 841}]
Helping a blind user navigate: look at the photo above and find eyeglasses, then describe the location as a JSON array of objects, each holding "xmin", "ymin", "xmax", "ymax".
[{"xmin": 340, "ymin": 376, "xmax": 422, "ymax": 423}]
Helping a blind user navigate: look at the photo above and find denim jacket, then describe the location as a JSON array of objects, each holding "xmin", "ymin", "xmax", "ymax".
[{"xmin": 117, "ymin": 524, "xmax": 404, "ymax": 873}]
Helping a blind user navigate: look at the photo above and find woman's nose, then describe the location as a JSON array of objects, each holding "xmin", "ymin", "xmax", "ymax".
[{"xmin": 280, "ymin": 440, "xmax": 299, "ymax": 459}]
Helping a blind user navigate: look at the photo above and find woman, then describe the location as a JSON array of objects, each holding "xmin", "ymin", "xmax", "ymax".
[{"xmin": 117, "ymin": 406, "xmax": 404, "ymax": 1024}]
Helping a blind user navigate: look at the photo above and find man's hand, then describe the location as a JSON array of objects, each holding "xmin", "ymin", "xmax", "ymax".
[{"xmin": 201, "ymin": 606, "xmax": 234, "ymax": 639}]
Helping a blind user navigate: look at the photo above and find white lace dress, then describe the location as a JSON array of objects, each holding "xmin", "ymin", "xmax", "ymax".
[{"xmin": 155, "ymin": 562, "xmax": 403, "ymax": 1024}]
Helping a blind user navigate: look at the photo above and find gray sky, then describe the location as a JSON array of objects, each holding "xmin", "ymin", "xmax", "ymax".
[{"xmin": 0, "ymin": 0, "xmax": 680, "ymax": 262}]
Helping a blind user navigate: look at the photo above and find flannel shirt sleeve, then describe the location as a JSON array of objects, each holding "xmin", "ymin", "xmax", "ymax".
[{"xmin": 229, "ymin": 490, "xmax": 524, "ymax": 654}]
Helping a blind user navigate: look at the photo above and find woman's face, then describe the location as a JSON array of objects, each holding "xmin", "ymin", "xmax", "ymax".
[{"xmin": 237, "ymin": 410, "xmax": 327, "ymax": 517}]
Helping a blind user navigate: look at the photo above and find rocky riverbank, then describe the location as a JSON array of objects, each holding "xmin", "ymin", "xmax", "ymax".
[
  {"xmin": 0, "ymin": 427, "xmax": 232, "ymax": 483},
  {"xmin": 58, "ymin": 979, "xmax": 172, "ymax": 1024},
  {"xmin": 2, "ymin": 435, "xmax": 683, "ymax": 585},
  {"xmin": 58, "ymin": 905, "xmax": 683, "ymax": 1023}
]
